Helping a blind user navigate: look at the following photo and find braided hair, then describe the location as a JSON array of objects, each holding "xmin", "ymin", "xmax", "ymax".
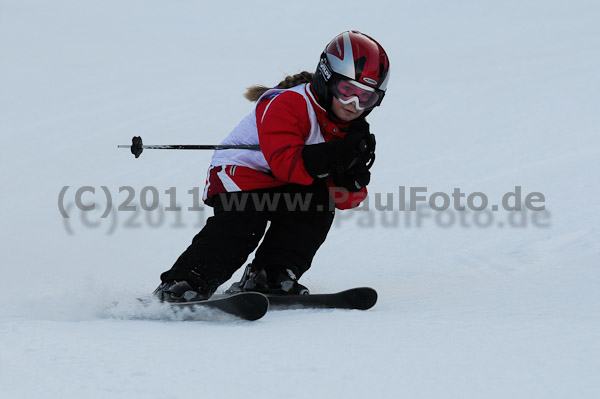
[{"xmin": 244, "ymin": 71, "xmax": 314, "ymax": 102}]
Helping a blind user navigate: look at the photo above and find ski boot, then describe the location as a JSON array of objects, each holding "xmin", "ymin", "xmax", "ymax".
[
  {"xmin": 153, "ymin": 281, "xmax": 207, "ymax": 303},
  {"xmin": 226, "ymin": 264, "xmax": 309, "ymax": 295}
]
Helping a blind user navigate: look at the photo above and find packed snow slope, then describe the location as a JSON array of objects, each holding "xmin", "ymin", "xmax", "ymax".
[{"xmin": 1, "ymin": 0, "xmax": 599, "ymax": 398}]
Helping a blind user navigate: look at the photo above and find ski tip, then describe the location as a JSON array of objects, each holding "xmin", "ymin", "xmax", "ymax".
[
  {"xmin": 341, "ymin": 287, "xmax": 378, "ymax": 310},
  {"xmin": 172, "ymin": 292, "xmax": 269, "ymax": 321},
  {"xmin": 225, "ymin": 292, "xmax": 270, "ymax": 321}
]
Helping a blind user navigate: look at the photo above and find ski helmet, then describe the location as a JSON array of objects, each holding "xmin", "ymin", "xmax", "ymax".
[{"xmin": 312, "ymin": 31, "xmax": 390, "ymax": 115}]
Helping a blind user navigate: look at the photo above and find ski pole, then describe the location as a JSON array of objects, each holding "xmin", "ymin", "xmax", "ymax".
[{"xmin": 118, "ymin": 136, "xmax": 261, "ymax": 158}]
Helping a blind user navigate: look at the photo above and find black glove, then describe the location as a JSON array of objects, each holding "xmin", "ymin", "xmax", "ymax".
[
  {"xmin": 346, "ymin": 120, "xmax": 376, "ymax": 168},
  {"xmin": 332, "ymin": 162, "xmax": 371, "ymax": 192},
  {"xmin": 302, "ymin": 120, "xmax": 376, "ymax": 178}
]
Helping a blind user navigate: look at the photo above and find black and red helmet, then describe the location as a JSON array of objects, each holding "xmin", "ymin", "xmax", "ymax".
[{"xmin": 313, "ymin": 30, "xmax": 390, "ymax": 113}]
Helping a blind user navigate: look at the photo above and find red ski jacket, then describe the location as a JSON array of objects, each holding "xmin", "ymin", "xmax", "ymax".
[{"xmin": 204, "ymin": 84, "xmax": 368, "ymax": 210}]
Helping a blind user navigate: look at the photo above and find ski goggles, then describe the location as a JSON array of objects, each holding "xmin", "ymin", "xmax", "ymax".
[{"xmin": 331, "ymin": 78, "xmax": 383, "ymax": 110}]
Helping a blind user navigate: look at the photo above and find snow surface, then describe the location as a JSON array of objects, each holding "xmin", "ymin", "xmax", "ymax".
[{"xmin": 1, "ymin": 0, "xmax": 599, "ymax": 398}]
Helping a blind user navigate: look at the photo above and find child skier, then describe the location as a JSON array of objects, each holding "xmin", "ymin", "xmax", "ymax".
[{"xmin": 155, "ymin": 30, "xmax": 390, "ymax": 301}]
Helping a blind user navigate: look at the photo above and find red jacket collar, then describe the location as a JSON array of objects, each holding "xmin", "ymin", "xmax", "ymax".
[{"xmin": 305, "ymin": 84, "xmax": 352, "ymax": 138}]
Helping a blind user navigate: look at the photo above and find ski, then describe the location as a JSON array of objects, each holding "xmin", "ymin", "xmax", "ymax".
[
  {"xmin": 169, "ymin": 292, "xmax": 269, "ymax": 321},
  {"xmin": 266, "ymin": 287, "xmax": 377, "ymax": 310}
]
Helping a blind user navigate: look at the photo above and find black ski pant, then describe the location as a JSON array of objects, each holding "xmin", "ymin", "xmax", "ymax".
[{"xmin": 159, "ymin": 181, "xmax": 335, "ymax": 297}]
